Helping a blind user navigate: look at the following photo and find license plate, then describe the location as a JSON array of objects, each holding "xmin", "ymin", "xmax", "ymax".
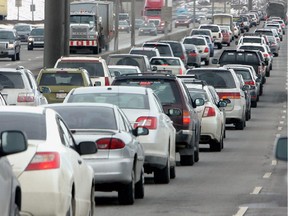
[
  {"xmin": 158, "ymin": 70, "xmax": 172, "ymax": 74},
  {"xmin": 56, "ymin": 93, "xmax": 67, "ymax": 99}
]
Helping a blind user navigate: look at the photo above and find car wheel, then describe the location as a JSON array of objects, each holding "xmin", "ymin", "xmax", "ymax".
[
  {"xmin": 66, "ymin": 194, "xmax": 75, "ymax": 216},
  {"xmin": 251, "ymin": 101, "xmax": 257, "ymax": 108},
  {"xmin": 274, "ymin": 53, "xmax": 278, "ymax": 57},
  {"xmin": 11, "ymin": 51, "xmax": 16, "ymax": 61},
  {"xmin": 217, "ymin": 44, "xmax": 222, "ymax": 49},
  {"xmin": 118, "ymin": 169, "xmax": 135, "ymax": 205},
  {"xmin": 14, "ymin": 203, "xmax": 20, "ymax": 216},
  {"xmin": 259, "ymin": 84, "xmax": 263, "ymax": 96},
  {"xmin": 235, "ymin": 119, "xmax": 245, "ymax": 130},
  {"xmin": 154, "ymin": 159, "xmax": 170, "ymax": 184},
  {"xmin": 266, "ymin": 70, "xmax": 270, "ymax": 77},
  {"xmin": 270, "ymin": 64, "xmax": 272, "ymax": 70},
  {"xmin": 16, "ymin": 52, "xmax": 20, "ymax": 61},
  {"xmin": 227, "ymin": 42, "xmax": 230, "ymax": 46},
  {"xmin": 27, "ymin": 46, "xmax": 33, "ymax": 51},
  {"xmin": 88, "ymin": 184, "xmax": 95, "ymax": 216},
  {"xmin": 210, "ymin": 139, "xmax": 222, "ymax": 152},
  {"xmin": 170, "ymin": 166, "xmax": 176, "ymax": 179},
  {"xmin": 135, "ymin": 168, "xmax": 144, "ymax": 199},
  {"xmin": 180, "ymin": 154, "xmax": 194, "ymax": 166},
  {"xmin": 194, "ymin": 143, "xmax": 199, "ymax": 162},
  {"xmin": 204, "ymin": 59, "xmax": 209, "ymax": 65}
]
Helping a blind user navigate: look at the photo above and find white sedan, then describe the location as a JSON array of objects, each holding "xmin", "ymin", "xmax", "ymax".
[
  {"xmin": 0, "ymin": 106, "xmax": 97, "ymax": 216},
  {"xmin": 63, "ymin": 86, "xmax": 177, "ymax": 184},
  {"xmin": 150, "ymin": 56, "xmax": 187, "ymax": 75}
]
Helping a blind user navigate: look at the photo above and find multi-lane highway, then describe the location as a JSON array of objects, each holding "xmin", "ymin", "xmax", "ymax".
[{"xmin": 0, "ymin": 24, "xmax": 287, "ymax": 216}]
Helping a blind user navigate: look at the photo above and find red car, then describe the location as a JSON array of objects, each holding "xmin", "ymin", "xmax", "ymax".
[{"xmin": 221, "ymin": 29, "xmax": 231, "ymax": 46}]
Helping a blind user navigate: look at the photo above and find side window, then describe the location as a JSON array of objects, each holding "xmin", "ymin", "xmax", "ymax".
[
  {"xmin": 118, "ymin": 108, "xmax": 133, "ymax": 132},
  {"xmin": 117, "ymin": 108, "xmax": 127, "ymax": 131},
  {"xmin": 152, "ymin": 93, "xmax": 164, "ymax": 113},
  {"xmin": 23, "ymin": 71, "xmax": 33, "ymax": 89},
  {"xmin": 58, "ymin": 118, "xmax": 74, "ymax": 147},
  {"xmin": 26, "ymin": 70, "xmax": 38, "ymax": 90}
]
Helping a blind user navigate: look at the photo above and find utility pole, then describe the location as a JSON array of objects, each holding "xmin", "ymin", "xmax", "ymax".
[
  {"xmin": 114, "ymin": 0, "xmax": 119, "ymax": 51},
  {"xmin": 164, "ymin": 0, "xmax": 168, "ymax": 37},
  {"xmin": 31, "ymin": 0, "xmax": 34, "ymax": 21},
  {"xmin": 193, "ymin": 0, "xmax": 196, "ymax": 28},
  {"xmin": 131, "ymin": 0, "xmax": 135, "ymax": 46}
]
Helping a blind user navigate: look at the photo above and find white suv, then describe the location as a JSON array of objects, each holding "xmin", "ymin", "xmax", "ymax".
[
  {"xmin": 187, "ymin": 67, "xmax": 248, "ymax": 130},
  {"xmin": 54, "ymin": 56, "xmax": 112, "ymax": 86},
  {"xmin": 198, "ymin": 24, "xmax": 223, "ymax": 49}
]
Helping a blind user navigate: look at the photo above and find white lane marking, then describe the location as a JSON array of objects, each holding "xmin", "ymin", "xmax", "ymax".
[
  {"xmin": 28, "ymin": 59, "xmax": 32, "ymax": 61},
  {"xmin": 35, "ymin": 56, "xmax": 43, "ymax": 59},
  {"xmin": 283, "ymin": 110, "xmax": 287, "ymax": 113},
  {"xmin": 276, "ymin": 133, "xmax": 281, "ymax": 137},
  {"xmin": 279, "ymin": 121, "xmax": 284, "ymax": 124},
  {"xmin": 272, "ymin": 160, "xmax": 277, "ymax": 165},
  {"xmin": 263, "ymin": 172, "xmax": 272, "ymax": 178},
  {"xmin": 250, "ymin": 186, "xmax": 262, "ymax": 195},
  {"xmin": 282, "ymin": 115, "xmax": 286, "ymax": 119},
  {"xmin": 233, "ymin": 207, "xmax": 248, "ymax": 216},
  {"xmin": 278, "ymin": 127, "xmax": 283, "ymax": 131}
]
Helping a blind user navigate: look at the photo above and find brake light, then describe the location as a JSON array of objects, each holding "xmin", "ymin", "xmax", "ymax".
[
  {"xmin": 17, "ymin": 92, "xmax": 35, "ymax": 103},
  {"xmin": 203, "ymin": 106, "xmax": 216, "ymax": 117},
  {"xmin": 245, "ymin": 81, "xmax": 255, "ymax": 86},
  {"xmin": 25, "ymin": 152, "xmax": 60, "ymax": 171},
  {"xmin": 105, "ymin": 77, "xmax": 110, "ymax": 86},
  {"xmin": 204, "ymin": 47, "xmax": 209, "ymax": 53},
  {"xmin": 180, "ymin": 54, "xmax": 185, "ymax": 60},
  {"xmin": 263, "ymin": 53, "xmax": 269, "ymax": 58},
  {"xmin": 179, "ymin": 68, "xmax": 183, "ymax": 75},
  {"xmin": 219, "ymin": 32, "xmax": 221, "ymax": 38},
  {"xmin": 96, "ymin": 138, "xmax": 125, "ymax": 149},
  {"xmin": 189, "ymin": 51, "xmax": 197, "ymax": 57},
  {"xmin": 218, "ymin": 92, "xmax": 241, "ymax": 99},
  {"xmin": 134, "ymin": 116, "xmax": 157, "ymax": 129},
  {"xmin": 183, "ymin": 110, "xmax": 191, "ymax": 125}
]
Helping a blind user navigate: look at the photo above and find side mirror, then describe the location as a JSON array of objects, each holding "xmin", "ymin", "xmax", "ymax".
[
  {"xmin": 152, "ymin": 66, "xmax": 157, "ymax": 71},
  {"xmin": 110, "ymin": 71, "xmax": 121, "ymax": 77},
  {"xmin": 194, "ymin": 98, "xmax": 205, "ymax": 106},
  {"xmin": 166, "ymin": 108, "xmax": 182, "ymax": 116},
  {"xmin": 212, "ymin": 58, "xmax": 218, "ymax": 64},
  {"xmin": 235, "ymin": 40, "xmax": 238, "ymax": 45},
  {"xmin": 222, "ymin": 98, "xmax": 231, "ymax": 104},
  {"xmin": 217, "ymin": 100, "xmax": 227, "ymax": 107},
  {"xmin": 78, "ymin": 141, "xmax": 98, "ymax": 155},
  {"xmin": 0, "ymin": 130, "xmax": 28, "ymax": 157},
  {"xmin": 41, "ymin": 86, "xmax": 51, "ymax": 94},
  {"xmin": 133, "ymin": 126, "xmax": 149, "ymax": 137},
  {"xmin": 242, "ymin": 84, "xmax": 250, "ymax": 91},
  {"xmin": 275, "ymin": 136, "xmax": 287, "ymax": 161}
]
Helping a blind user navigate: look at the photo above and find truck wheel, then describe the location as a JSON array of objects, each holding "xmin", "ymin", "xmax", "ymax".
[
  {"xmin": 11, "ymin": 52, "xmax": 16, "ymax": 61},
  {"xmin": 217, "ymin": 43, "xmax": 222, "ymax": 49},
  {"xmin": 92, "ymin": 47, "xmax": 98, "ymax": 54},
  {"xmin": 16, "ymin": 52, "xmax": 20, "ymax": 61}
]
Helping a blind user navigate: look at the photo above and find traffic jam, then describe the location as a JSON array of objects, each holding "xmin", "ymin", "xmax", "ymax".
[{"xmin": 0, "ymin": 0, "xmax": 287, "ymax": 215}]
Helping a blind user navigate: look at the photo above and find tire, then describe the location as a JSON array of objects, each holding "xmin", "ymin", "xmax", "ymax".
[
  {"xmin": 170, "ymin": 166, "xmax": 176, "ymax": 179},
  {"xmin": 135, "ymin": 169, "xmax": 144, "ymax": 199},
  {"xmin": 88, "ymin": 184, "xmax": 95, "ymax": 216},
  {"xmin": 11, "ymin": 52, "xmax": 16, "ymax": 61},
  {"xmin": 204, "ymin": 59, "xmax": 209, "ymax": 65},
  {"xmin": 27, "ymin": 46, "xmax": 33, "ymax": 51},
  {"xmin": 118, "ymin": 169, "xmax": 135, "ymax": 205},
  {"xmin": 217, "ymin": 43, "xmax": 222, "ymax": 49},
  {"xmin": 154, "ymin": 159, "xmax": 170, "ymax": 184},
  {"xmin": 235, "ymin": 119, "xmax": 245, "ymax": 130},
  {"xmin": 227, "ymin": 42, "xmax": 230, "ymax": 46},
  {"xmin": 266, "ymin": 70, "xmax": 270, "ymax": 77},
  {"xmin": 259, "ymin": 84, "xmax": 263, "ymax": 96},
  {"xmin": 16, "ymin": 52, "xmax": 20, "ymax": 61},
  {"xmin": 210, "ymin": 139, "xmax": 222, "ymax": 152},
  {"xmin": 180, "ymin": 154, "xmax": 194, "ymax": 166},
  {"xmin": 14, "ymin": 203, "xmax": 20, "ymax": 216},
  {"xmin": 194, "ymin": 145, "xmax": 199, "ymax": 162},
  {"xmin": 269, "ymin": 64, "xmax": 272, "ymax": 70},
  {"xmin": 66, "ymin": 195, "xmax": 75, "ymax": 216},
  {"xmin": 251, "ymin": 101, "xmax": 257, "ymax": 108}
]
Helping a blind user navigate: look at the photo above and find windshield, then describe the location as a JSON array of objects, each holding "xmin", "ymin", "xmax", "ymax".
[
  {"xmin": 30, "ymin": 28, "xmax": 44, "ymax": 36},
  {"xmin": 0, "ymin": 31, "xmax": 15, "ymax": 39},
  {"xmin": 144, "ymin": 9, "xmax": 161, "ymax": 16},
  {"xmin": 70, "ymin": 15, "xmax": 94, "ymax": 24},
  {"xmin": 14, "ymin": 25, "xmax": 30, "ymax": 31}
]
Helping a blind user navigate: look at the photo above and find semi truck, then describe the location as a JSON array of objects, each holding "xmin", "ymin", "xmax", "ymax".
[
  {"xmin": 142, "ymin": 0, "xmax": 172, "ymax": 33},
  {"xmin": 69, "ymin": 1, "xmax": 114, "ymax": 54},
  {"xmin": 0, "ymin": 0, "xmax": 7, "ymax": 20},
  {"xmin": 266, "ymin": 0, "xmax": 287, "ymax": 22}
]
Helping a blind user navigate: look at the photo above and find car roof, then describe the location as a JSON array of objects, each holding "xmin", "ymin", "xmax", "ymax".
[
  {"xmin": 40, "ymin": 68, "xmax": 87, "ymax": 73},
  {"xmin": 44, "ymin": 102, "xmax": 117, "ymax": 109},
  {"xmin": 0, "ymin": 106, "xmax": 45, "ymax": 114},
  {"xmin": 108, "ymin": 65, "xmax": 140, "ymax": 69},
  {"xmin": 58, "ymin": 56, "xmax": 104, "ymax": 61},
  {"xmin": 130, "ymin": 47, "xmax": 158, "ymax": 51},
  {"xmin": 70, "ymin": 86, "xmax": 150, "ymax": 95}
]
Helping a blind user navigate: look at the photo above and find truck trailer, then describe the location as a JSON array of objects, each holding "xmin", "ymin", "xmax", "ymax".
[
  {"xmin": 266, "ymin": 0, "xmax": 287, "ymax": 21},
  {"xmin": 69, "ymin": 0, "xmax": 114, "ymax": 54},
  {"xmin": 0, "ymin": 0, "xmax": 7, "ymax": 20}
]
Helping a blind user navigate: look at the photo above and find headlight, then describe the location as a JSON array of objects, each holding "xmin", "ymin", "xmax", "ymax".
[
  {"xmin": 8, "ymin": 43, "xmax": 15, "ymax": 49},
  {"xmin": 28, "ymin": 37, "xmax": 34, "ymax": 42}
]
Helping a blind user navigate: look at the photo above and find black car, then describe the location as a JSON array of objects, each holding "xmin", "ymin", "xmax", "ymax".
[
  {"xmin": 175, "ymin": 15, "xmax": 191, "ymax": 28},
  {"xmin": 159, "ymin": 40, "xmax": 188, "ymax": 66},
  {"xmin": 138, "ymin": 23, "xmax": 157, "ymax": 36},
  {"xmin": 27, "ymin": 26, "xmax": 44, "ymax": 50},
  {"xmin": 112, "ymin": 73, "xmax": 204, "ymax": 166}
]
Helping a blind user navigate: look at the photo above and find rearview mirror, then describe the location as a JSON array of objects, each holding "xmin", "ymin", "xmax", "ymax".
[
  {"xmin": 78, "ymin": 141, "xmax": 98, "ymax": 155},
  {"xmin": 275, "ymin": 136, "xmax": 287, "ymax": 161},
  {"xmin": 194, "ymin": 98, "xmax": 205, "ymax": 106},
  {"xmin": 41, "ymin": 86, "xmax": 51, "ymax": 94},
  {"xmin": 0, "ymin": 130, "xmax": 28, "ymax": 157},
  {"xmin": 167, "ymin": 108, "xmax": 182, "ymax": 116},
  {"xmin": 133, "ymin": 127, "xmax": 149, "ymax": 137}
]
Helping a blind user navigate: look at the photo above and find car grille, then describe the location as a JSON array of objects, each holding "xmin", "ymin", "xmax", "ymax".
[
  {"xmin": 0, "ymin": 42, "xmax": 8, "ymax": 49},
  {"xmin": 70, "ymin": 26, "xmax": 88, "ymax": 39}
]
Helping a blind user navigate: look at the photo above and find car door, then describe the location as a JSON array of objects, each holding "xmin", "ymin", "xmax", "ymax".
[{"xmin": 57, "ymin": 117, "xmax": 91, "ymax": 212}]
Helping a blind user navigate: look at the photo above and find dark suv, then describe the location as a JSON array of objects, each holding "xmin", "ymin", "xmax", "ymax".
[
  {"xmin": 112, "ymin": 73, "xmax": 203, "ymax": 166},
  {"xmin": 212, "ymin": 49, "xmax": 267, "ymax": 85}
]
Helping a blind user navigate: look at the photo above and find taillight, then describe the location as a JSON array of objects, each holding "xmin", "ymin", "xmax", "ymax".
[
  {"xmin": 183, "ymin": 110, "xmax": 191, "ymax": 125},
  {"xmin": 245, "ymin": 81, "xmax": 255, "ymax": 86},
  {"xmin": 105, "ymin": 77, "xmax": 110, "ymax": 86},
  {"xmin": 134, "ymin": 116, "xmax": 157, "ymax": 129},
  {"xmin": 180, "ymin": 54, "xmax": 185, "ymax": 60},
  {"xmin": 204, "ymin": 47, "xmax": 209, "ymax": 53},
  {"xmin": 203, "ymin": 106, "xmax": 216, "ymax": 117},
  {"xmin": 218, "ymin": 92, "xmax": 241, "ymax": 99},
  {"xmin": 219, "ymin": 32, "xmax": 221, "ymax": 38},
  {"xmin": 179, "ymin": 68, "xmax": 183, "ymax": 75},
  {"xmin": 189, "ymin": 51, "xmax": 197, "ymax": 57},
  {"xmin": 25, "ymin": 152, "xmax": 60, "ymax": 171},
  {"xmin": 17, "ymin": 92, "xmax": 35, "ymax": 103},
  {"xmin": 96, "ymin": 138, "xmax": 125, "ymax": 149},
  {"xmin": 263, "ymin": 53, "xmax": 269, "ymax": 58}
]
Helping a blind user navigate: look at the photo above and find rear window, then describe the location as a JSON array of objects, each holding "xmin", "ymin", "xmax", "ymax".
[
  {"xmin": 67, "ymin": 93, "xmax": 149, "ymax": 109},
  {"xmin": 183, "ymin": 38, "xmax": 205, "ymax": 45},
  {"xmin": 0, "ymin": 72, "xmax": 24, "ymax": 89},
  {"xmin": 233, "ymin": 69, "xmax": 252, "ymax": 80},
  {"xmin": 107, "ymin": 56, "xmax": 144, "ymax": 71},
  {"xmin": 51, "ymin": 106, "xmax": 117, "ymax": 130},
  {"xmin": 187, "ymin": 69, "xmax": 236, "ymax": 88},
  {"xmin": 242, "ymin": 38, "xmax": 261, "ymax": 43},
  {"xmin": 239, "ymin": 45, "xmax": 265, "ymax": 52},
  {"xmin": 255, "ymin": 30, "xmax": 273, "ymax": 36},
  {"xmin": 113, "ymin": 79, "xmax": 180, "ymax": 105},
  {"xmin": 199, "ymin": 25, "xmax": 219, "ymax": 32},
  {"xmin": 150, "ymin": 58, "xmax": 180, "ymax": 66},
  {"xmin": 164, "ymin": 42, "xmax": 183, "ymax": 58},
  {"xmin": 220, "ymin": 52, "xmax": 260, "ymax": 65},
  {"xmin": 39, "ymin": 72, "xmax": 84, "ymax": 86},
  {"xmin": 130, "ymin": 50, "xmax": 157, "ymax": 60},
  {"xmin": 142, "ymin": 44, "xmax": 172, "ymax": 56},
  {"xmin": 0, "ymin": 113, "xmax": 46, "ymax": 140},
  {"xmin": 56, "ymin": 61, "xmax": 104, "ymax": 77},
  {"xmin": 191, "ymin": 30, "xmax": 210, "ymax": 36}
]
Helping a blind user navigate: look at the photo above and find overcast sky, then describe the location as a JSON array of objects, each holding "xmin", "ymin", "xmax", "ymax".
[{"xmin": 7, "ymin": 0, "xmax": 45, "ymax": 20}]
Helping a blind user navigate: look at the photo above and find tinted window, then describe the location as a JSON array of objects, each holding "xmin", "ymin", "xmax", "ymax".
[
  {"xmin": 56, "ymin": 61, "xmax": 104, "ymax": 77},
  {"xmin": 199, "ymin": 25, "xmax": 219, "ymax": 32},
  {"xmin": 107, "ymin": 56, "xmax": 144, "ymax": 71},
  {"xmin": 0, "ymin": 31, "xmax": 15, "ymax": 39},
  {"xmin": 220, "ymin": 52, "xmax": 259, "ymax": 65},
  {"xmin": 187, "ymin": 69, "xmax": 236, "ymax": 88},
  {"xmin": 183, "ymin": 38, "xmax": 205, "ymax": 45},
  {"xmin": 0, "ymin": 113, "xmax": 46, "ymax": 140},
  {"xmin": 67, "ymin": 93, "xmax": 149, "ymax": 109},
  {"xmin": 188, "ymin": 89, "xmax": 208, "ymax": 101},
  {"xmin": 150, "ymin": 58, "xmax": 180, "ymax": 65},
  {"xmin": 49, "ymin": 106, "xmax": 117, "ymax": 130},
  {"xmin": 130, "ymin": 50, "xmax": 157, "ymax": 59},
  {"xmin": 0, "ymin": 72, "xmax": 24, "ymax": 88},
  {"xmin": 242, "ymin": 38, "xmax": 261, "ymax": 43},
  {"xmin": 191, "ymin": 30, "xmax": 210, "ymax": 36},
  {"xmin": 39, "ymin": 72, "xmax": 83, "ymax": 86},
  {"xmin": 233, "ymin": 69, "xmax": 252, "ymax": 80},
  {"xmin": 164, "ymin": 42, "xmax": 183, "ymax": 57},
  {"xmin": 114, "ymin": 79, "xmax": 180, "ymax": 104},
  {"xmin": 109, "ymin": 67, "xmax": 139, "ymax": 75},
  {"xmin": 143, "ymin": 44, "xmax": 172, "ymax": 56},
  {"xmin": 239, "ymin": 45, "xmax": 265, "ymax": 52},
  {"xmin": 30, "ymin": 28, "xmax": 44, "ymax": 36}
]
